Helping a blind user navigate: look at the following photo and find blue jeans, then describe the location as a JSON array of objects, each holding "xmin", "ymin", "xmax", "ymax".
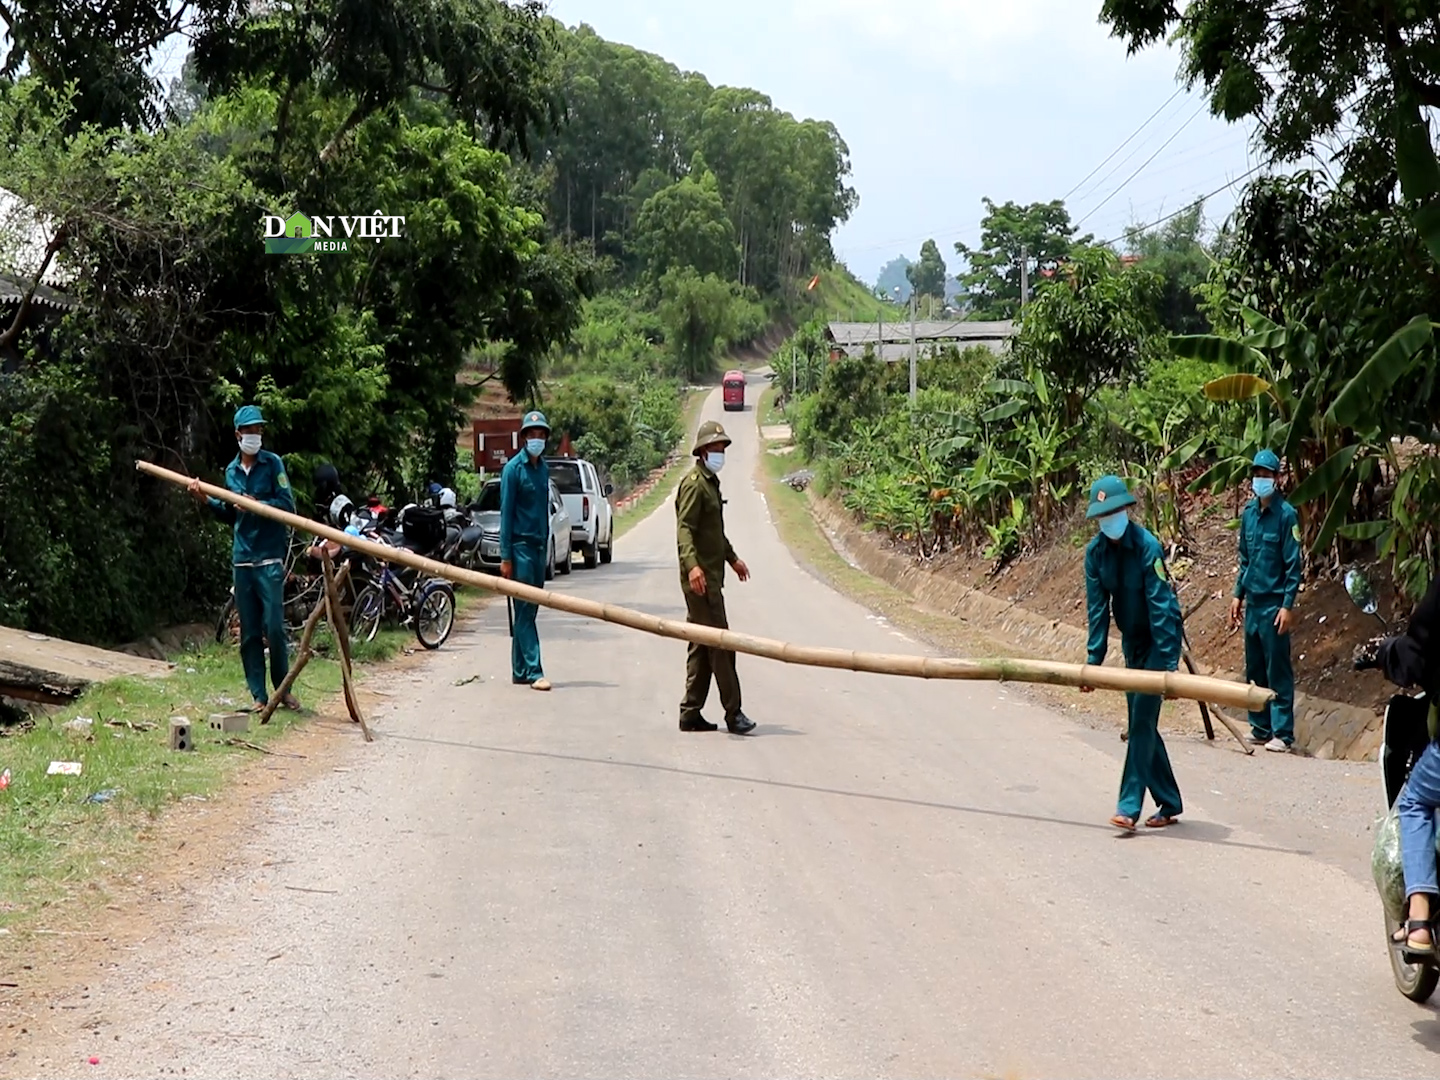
[{"xmin": 1398, "ymin": 740, "xmax": 1440, "ymax": 900}]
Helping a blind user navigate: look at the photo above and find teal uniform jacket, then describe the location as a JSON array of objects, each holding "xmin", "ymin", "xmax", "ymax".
[
  {"xmin": 1232, "ymin": 496, "xmax": 1302, "ymax": 611},
  {"xmin": 1085, "ymin": 521, "xmax": 1182, "ymax": 671},
  {"xmin": 499, "ymin": 452, "xmax": 550, "ymax": 560},
  {"xmin": 207, "ymin": 449, "xmax": 295, "ymax": 565}
]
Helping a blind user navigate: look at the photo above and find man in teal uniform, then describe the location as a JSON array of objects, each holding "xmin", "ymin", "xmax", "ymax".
[
  {"xmin": 500, "ymin": 410, "xmax": 552, "ymax": 692},
  {"xmin": 1081, "ymin": 475, "xmax": 1185, "ymax": 832},
  {"xmin": 190, "ymin": 405, "xmax": 299, "ymax": 711},
  {"xmin": 1230, "ymin": 449, "xmax": 1303, "ymax": 753}
]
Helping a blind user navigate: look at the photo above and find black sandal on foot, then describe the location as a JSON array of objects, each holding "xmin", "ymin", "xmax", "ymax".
[{"xmin": 1393, "ymin": 920, "xmax": 1436, "ymax": 956}]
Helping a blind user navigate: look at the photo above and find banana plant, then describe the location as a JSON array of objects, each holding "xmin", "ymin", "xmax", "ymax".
[{"xmin": 1173, "ymin": 308, "xmax": 1436, "ymax": 585}]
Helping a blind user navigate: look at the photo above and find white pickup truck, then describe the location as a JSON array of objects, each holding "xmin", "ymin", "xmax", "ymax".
[{"xmin": 545, "ymin": 457, "xmax": 614, "ymax": 569}]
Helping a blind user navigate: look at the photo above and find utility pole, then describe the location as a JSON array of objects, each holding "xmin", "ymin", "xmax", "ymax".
[
  {"xmin": 792, "ymin": 344, "xmax": 797, "ymax": 399},
  {"xmin": 908, "ymin": 291, "xmax": 918, "ymax": 406},
  {"xmin": 1019, "ymin": 245, "xmax": 1029, "ymax": 311}
]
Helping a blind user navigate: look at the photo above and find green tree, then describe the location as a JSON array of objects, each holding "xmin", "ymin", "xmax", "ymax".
[
  {"xmin": 906, "ymin": 239, "xmax": 947, "ymax": 304},
  {"xmin": 955, "ymin": 199, "xmax": 1091, "ymax": 320},
  {"xmin": 1123, "ymin": 201, "xmax": 1211, "ymax": 335},
  {"xmin": 1011, "ymin": 246, "xmax": 1162, "ymax": 426},
  {"xmin": 634, "ymin": 156, "xmax": 737, "ymax": 282},
  {"xmin": 657, "ymin": 266, "xmax": 735, "ymax": 379}
]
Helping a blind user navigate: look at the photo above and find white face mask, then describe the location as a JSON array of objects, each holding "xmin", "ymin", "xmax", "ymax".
[
  {"xmin": 238, "ymin": 433, "xmax": 262, "ymax": 456},
  {"xmin": 704, "ymin": 451, "xmax": 725, "ymax": 473}
]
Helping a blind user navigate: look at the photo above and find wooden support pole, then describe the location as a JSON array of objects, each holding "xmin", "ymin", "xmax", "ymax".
[
  {"xmin": 138, "ymin": 461, "xmax": 1277, "ymax": 714},
  {"xmin": 258, "ymin": 588, "xmax": 328, "ymax": 725},
  {"xmin": 321, "ymin": 556, "xmax": 371, "ymax": 742}
]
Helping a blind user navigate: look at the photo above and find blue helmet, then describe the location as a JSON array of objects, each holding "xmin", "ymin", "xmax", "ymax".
[{"xmin": 521, "ymin": 410, "xmax": 551, "ymax": 435}]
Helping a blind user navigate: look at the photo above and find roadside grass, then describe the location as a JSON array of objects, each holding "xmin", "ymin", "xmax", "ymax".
[
  {"xmin": 760, "ymin": 381, "xmax": 787, "ymax": 428},
  {"xmin": 614, "ymin": 388, "xmax": 708, "ymax": 541},
  {"xmin": 0, "ymin": 639, "xmax": 348, "ymax": 929},
  {"xmin": 0, "ymin": 573, "xmax": 497, "ymax": 931}
]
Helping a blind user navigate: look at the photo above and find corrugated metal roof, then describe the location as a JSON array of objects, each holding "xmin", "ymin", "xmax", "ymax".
[
  {"xmin": 826, "ymin": 319, "xmax": 1013, "ymax": 346},
  {"xmin": 836, "ymin": 339, "xmax": 1007, "ymax": 362},
  {"xmin": 0, "ymin": 272, "xmax": 79, "ymax": 312}
]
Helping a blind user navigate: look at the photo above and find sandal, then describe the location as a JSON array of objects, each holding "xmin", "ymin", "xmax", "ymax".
[
  {"xmin": 1144, "ymin": 814, "xmax": 1181, "ymax": 828},
  {"xmin": 1109, "ymin": 814, "xmax": 1137, "ymax": 832},
  {"xmin": 281, "ymin": 694, "xmax": 302, "ymax": 711},
  {"xmin": 1392, "ymin": 920, "xmax": 1436, "ymax": 956}
]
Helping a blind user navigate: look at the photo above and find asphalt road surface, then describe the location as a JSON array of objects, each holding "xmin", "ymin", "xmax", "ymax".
[{"xmin": 17, "ymin": 373, "xmax": 1440, "ymax": 1077}]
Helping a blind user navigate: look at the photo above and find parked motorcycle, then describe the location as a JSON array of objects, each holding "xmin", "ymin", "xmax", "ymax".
[{"xmin": 1347, "ymin": 568, "xmax": 1439, "ymax": 1003}]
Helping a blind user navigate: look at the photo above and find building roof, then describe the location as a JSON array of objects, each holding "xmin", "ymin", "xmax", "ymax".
[
  {"xmin": 0, "ymin": 187, "xmax": 74, "ymax": 286},
  {"xmin": 835, "ymin": 338, "xmax": 1008, "ymax": 362},
  {"xmin": 0, "ymin": 271, "xmax": 78, "ymax": 312},
  {"xmin": 826, "ymin": 319, "xmax": 1014, "ymax": 347}
]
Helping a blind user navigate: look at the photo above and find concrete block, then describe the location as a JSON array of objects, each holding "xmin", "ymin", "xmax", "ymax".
[
  {"xmin": 169, "ymin": 716, "xmax": 192, "ymax": 751},
  {"xmin": 208, "ymin": 712, "xmax": 250, "ymax": 734}
]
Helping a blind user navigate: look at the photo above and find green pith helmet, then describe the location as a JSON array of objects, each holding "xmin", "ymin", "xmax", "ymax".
[
  {"xmin": 1086, "ymin": 474, "xmax": 1137, "ymax": 518},
  {"xmin": 1252, "ymin": 448, "xmax": 1280, "ymax": 473},
  {"xmin": 521, "ymin": 409, "xmax": 550, "ymax": 435},
  {"xmin": 233, "ymin": 404, "xmax": 265, "ymax": 428},
  {"xmin": 692, "ymin": 420, "xmax": 732, "ymax": 456}
]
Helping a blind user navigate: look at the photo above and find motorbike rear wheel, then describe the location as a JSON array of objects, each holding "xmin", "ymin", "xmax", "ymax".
[{"xmin": 1385, "ymin": 911, "xmax": 1440, "ymax": 1003}]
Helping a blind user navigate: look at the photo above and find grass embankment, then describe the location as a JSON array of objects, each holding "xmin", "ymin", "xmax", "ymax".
[
  {"xmin": 0, "ymin": 575, "xmax": 489, "ymax": 931},
  {"xmin": 613, "ymin": 388, "xmax": 708, "ymax": 541},
  {"xmin": 803, "ymin": 266, "xmax": 905, "ymax": 324},
  {"xmin": 0, "ymin": 641, "xmax": 344, "ymax": 927}
]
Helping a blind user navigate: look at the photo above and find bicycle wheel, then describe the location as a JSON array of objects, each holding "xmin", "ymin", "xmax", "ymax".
[
  {"xmin": 350, "ymin": 585, "xmax": 384, "ymax": 644},
  {"xmin": 415, "ymin": 583, "xmax": 455, "ymax": 650}
]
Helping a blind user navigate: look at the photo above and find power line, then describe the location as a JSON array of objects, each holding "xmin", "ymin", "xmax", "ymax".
[
  {"xmin": 1063, "ymin": 87, "xmax": 1186, "ymax": 202},
  {"xmin": 1097, "ymin": 163, "xmax": 1266, "ymax": 247},
  {"xmin": 1074, "ymin": 103, "xmax": 1206, "ymax": 227}
]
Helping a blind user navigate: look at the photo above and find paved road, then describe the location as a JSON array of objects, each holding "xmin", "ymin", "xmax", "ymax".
[{"xmin": 16, "ymin": 374, "xmax": 1440, "ymax": 1077}]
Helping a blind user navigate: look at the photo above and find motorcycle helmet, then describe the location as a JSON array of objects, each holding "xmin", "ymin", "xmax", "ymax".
[
  {"xmin": 329, "ymin": 494, "xmax": 355, "ymax": 528},
  {"xmin": 439, "ymin": 487, "xmax": 457, "ymax": 509}
]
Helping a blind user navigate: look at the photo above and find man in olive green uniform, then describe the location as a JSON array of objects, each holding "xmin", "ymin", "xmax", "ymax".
[{"xmin": 675, "ymin": 420, "xmax": 756, "ymax": 734}]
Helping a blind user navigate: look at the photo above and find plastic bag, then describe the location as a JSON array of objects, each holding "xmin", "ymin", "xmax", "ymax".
[{"xmin": 1372, "ymin": 805, "xmax": 1440, "ymax": 923}]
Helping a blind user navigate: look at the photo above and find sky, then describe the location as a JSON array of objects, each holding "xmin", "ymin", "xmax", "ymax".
[{"xmin": 541, "ymin": 0, "xmax": 1263, "ymax": 286}]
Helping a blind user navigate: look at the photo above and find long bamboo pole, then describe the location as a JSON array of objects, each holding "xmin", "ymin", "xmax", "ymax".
[{"xmin": 139, "ymin": 460, "xmax": 1276, "ymax": 713}]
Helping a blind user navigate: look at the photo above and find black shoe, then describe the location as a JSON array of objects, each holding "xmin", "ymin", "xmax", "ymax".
[
  {"xmin": 726, "ymin": 712, "xmax": 757, "ymax": 735},
  {"xmin": 679, "ymin": 716, "xmax": 717, "ymax": 732}
]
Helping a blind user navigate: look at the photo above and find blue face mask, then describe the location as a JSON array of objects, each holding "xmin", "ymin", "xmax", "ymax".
[
  {"xmin": 1252, "ymin": 477, "xmax": 1275, "ymax": 500},
  {"xmin": 1099, "ymin": 510, "xmax": 1129, "ymax": 540},
  {"xmin": 704, "ymin": 451, "xmax": 725, "ymax": 473},
  {"xmin": 526, "ymin": 438, "xmax": 546, "ymax": 458}
]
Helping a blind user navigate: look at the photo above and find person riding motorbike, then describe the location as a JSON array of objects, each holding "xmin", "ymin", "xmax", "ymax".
[{"xmin": 1359, "ymin": 574, "xmax": 1440, "ymax": 956}]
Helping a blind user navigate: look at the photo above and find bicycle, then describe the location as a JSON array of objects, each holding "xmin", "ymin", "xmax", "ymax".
[{"xmin": 348, "ymin": 541, "xmax": 456, "ymax": 651}]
